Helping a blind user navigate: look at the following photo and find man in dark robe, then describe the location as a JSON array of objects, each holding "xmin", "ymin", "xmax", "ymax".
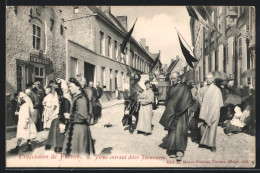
[
  {"xmin": 96, "ymin": 82, "xmax": 103, "ymax": 99},
  {"xmin": 87, "ymin": 81, "xmax": 98, "ymax": 124},
  {"xmin": 11, "ymin": 93, "xmax": 19, "ymax": 124},
  {"xmin": 159, "ymin": 72, "xmax": 194, "ymax": 161},
  {"xmin": 122, "ymin": 73, "xmax": 143, "ymax": 133}
]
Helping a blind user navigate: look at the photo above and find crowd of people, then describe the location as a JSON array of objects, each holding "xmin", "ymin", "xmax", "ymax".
[
  {"xmin": 122, "ymin": 71, "xmax": 255, "ymax": 162},
  {"xmin": 8, "ymin": 71, "xmax": 255, "ymax": 161},
  {"xmin": 10, "ymin": 75, "xmax": 103, "ymax": 155}
]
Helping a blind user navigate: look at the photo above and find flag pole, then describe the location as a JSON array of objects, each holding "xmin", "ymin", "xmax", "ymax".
[
  {"xmin": 202, "ymin": 6, "xmax": 222, "ymax": 35},
  {"xmin": 174, "ymin": 27, "xmax": 194, "ymax": 54}
]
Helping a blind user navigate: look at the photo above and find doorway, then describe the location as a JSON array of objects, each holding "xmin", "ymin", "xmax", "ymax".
[{"xmin": 84, "ymin": 62, "xmax": 95, "ymax": 84}]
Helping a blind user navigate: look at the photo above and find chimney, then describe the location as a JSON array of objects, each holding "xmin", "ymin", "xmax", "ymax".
[
  {"xmin": 176, "ymin": 55, "xmax": 180, "ymax": 60},
  {"xmin": 140, "ymin": 38, "xmax": 146, "ymax": 47},
  {"xmin": 98, "ymin": 6, "xmax": 111, "ymax": 14},
  {"xmin": 116, "ymin": 16, "xmax": 128, "ymax": 30},
  {"xmin": 145, "ymin": 46, "xmax": 149, "ymax": 51}
]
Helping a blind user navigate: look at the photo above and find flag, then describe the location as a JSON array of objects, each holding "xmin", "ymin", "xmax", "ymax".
[
  {"xmin": 186, "ymin": 6, "xmax": 199, "ymax": 21},
  {"xmin": 151, "ymin": 52, "xmax": 160, "ymax": 71},
  {"xmin": 177, "ymin": 33, "xmax": 197, "ymax": 68},
  {"xmin": 120, "ymin": 19, "xmax": 137, "ymax": 54},
  {"xmin": 186, "ymin": 6, "xmax": 219, "ymax": 33}
]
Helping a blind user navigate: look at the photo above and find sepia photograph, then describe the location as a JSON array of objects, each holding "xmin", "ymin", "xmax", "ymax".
[{"xmin": 5, "ymin": 5, "xmax": 256, "ymax": 168}]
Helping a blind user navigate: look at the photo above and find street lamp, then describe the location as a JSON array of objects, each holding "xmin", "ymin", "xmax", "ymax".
[{"xmin": 225, "ymin": 10, "xmax": 238, "ymax": 27}]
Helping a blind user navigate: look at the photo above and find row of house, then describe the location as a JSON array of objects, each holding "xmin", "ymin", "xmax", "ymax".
[
  {"xmin": 6, "ymin": 6, "xmax": 161, "ymax": 100},
  {"xmin": 189, "ymin": 6, "xmax": 255, "ymax": 88}
]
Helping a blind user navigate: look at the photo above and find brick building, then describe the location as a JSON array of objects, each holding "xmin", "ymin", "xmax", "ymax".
[
  {"xmin": 6, "ymin": 6, "xmax": 66, "ymax": 95},
  {"xmin": 189, "ymin": 6, "xmax": 255, "ymax": 88},
  {"xmin": 6, "ymin": 6, "xmax": 157, "ymax": 100}
]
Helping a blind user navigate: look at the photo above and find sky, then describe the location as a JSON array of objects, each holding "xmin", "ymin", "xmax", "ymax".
[{"xmin": 111, "ymin": 6, "xmax": 193, "ymax": 69}]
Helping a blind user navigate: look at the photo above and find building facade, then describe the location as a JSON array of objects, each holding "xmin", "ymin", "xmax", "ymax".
[
  {"xmin": 189, "ymin": 6, "xmax": 255, "ymax": 88},
  {"xmin": 6, "ymin": 6, "xmax": 157, "ymax": 100},
  {"xmin": 6, "ymin": 6, "xmax": 67, "ymax": 95}
]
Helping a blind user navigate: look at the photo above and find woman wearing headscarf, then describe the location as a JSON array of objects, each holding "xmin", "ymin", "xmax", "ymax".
[
  {"xmin": 45, "ymin": 78, "xmax": 71, "ymax": 153},
  {"xmin": 63, "ymin": 77, "xmax": 95, "ymax": 155},
  {"xmin": 10, "ymin": 92, "xmax": 37, "ymax": 154}
]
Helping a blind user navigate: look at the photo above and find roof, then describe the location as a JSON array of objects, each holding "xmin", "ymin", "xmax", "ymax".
[
  {"xmin": 167, "ymin": 59, "xmax": 180, "ymax": 73},
  {"xmin": 88, "ymin": 6, "xmax": 156, "ymax": 63}
]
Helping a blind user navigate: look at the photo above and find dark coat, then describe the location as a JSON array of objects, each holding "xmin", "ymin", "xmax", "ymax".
[{"xmin": 159, "ymin": 83, "xmax": 194, "ymax": 130}]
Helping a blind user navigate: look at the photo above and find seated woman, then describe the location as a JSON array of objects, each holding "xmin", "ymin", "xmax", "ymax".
[{"xmin": 224, "ymin": 104, "xmax": 250, "ymax": 134}]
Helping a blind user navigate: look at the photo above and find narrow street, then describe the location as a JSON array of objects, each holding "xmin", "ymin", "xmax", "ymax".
[{"xmin": 6, "ymin": 103, "xmax": 255, "ymax": 168}]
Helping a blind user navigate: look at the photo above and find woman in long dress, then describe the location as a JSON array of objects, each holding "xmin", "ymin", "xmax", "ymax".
[
  {"xmin": 63, "ymin": 77, "xmax": 95, "ymax": 155},
  {"xmin": 136, "ymin": 80, "xmax": 154, "ymax": 135},
  {"xmin": 10, "ymin": 92, "xmax": 37, "ymax": 154},
  {"xmin": 45, "ymin": 79, "xmax": 71, "ymax": 153}
]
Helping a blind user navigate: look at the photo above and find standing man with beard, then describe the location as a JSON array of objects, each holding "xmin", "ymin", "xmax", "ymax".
[
  {"xmin": 159, "ymin": 72, "xmax": 194, "ymax": 161},
  {"xmin": 198, "ymin": 73, "xmax": 223, "ymax": 152}
]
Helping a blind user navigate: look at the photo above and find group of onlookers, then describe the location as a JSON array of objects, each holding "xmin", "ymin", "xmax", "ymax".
[{"xmin": 10, "ymin": 75, "xmax": 103, "ymax": 155}]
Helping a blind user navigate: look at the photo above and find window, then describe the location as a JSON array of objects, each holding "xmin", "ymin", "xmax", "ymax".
[
  {"xmin": 238, "ymin": 37, "xmax": 242, "ymax": 58},
  {"xmin": 110, "ymin": 69, "xmax": 113, "ymax": 91},
  {"xmin": 115, "ymin": 70, "xmax": 118, "ymax": 90},
  {"xmin": 215, "ymin": 51, "xmax": 219, "ymax": 71},
  {"xmin": 120, "ymin": 43, "xmax": 123, "ymax": 62},
  {"xmin": 100, "ymin": 31, "xmax": 104, "ymax": 55},
  {"xmin": 208, "ymin": 55, "xmax": 212, "ymax": 72},
  {"xmin": 34, "ymin": 66, "xmax": 45, "ymax": 85},
  {"xmin": 74, "ymin": 7, "xmax": 79, "ymax": 13},
  {"xmin": 226, "ymin": 44, "xmax": 229, "ymax": 62},
  {"xmin": 33, "ymin": 24, "xmax": 41, "ymax": 50},
  {"xmin": 101, "ymin": 67, "xmax": 106, "ymax": 88},
  {"xmin": 17, "ymin": 65, "xmax": 22, "ymax": 92},
  {"xmin": 108, "ymin": 36, "xmax": 112, "ymax": 58},
  {"xmin": 114, "ymin": 40, "xmax": 118, "ymax": 59}
]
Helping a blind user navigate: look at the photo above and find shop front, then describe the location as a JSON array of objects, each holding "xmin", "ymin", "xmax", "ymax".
[{"xmin": 16, "ymin": 51, "xmax": 52, "ymax": 92}]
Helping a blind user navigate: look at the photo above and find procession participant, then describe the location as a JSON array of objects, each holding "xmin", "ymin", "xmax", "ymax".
[
  {"xmin": 122, "ymin": 73, "xmax": 143, "ymax": 133},
  {"xmin": 88, "ymin": 81, "xmax": 99, "ymax": 124},
  {"xmin": 159, "ymin": 72, "xmax": 194, "ymax": 161},
  {"xmin": 42, "ymin": 87, "xmax": 53, "ymax": 129},
  {"xmin": 96, "ymin": 82, "xmax": 103, "ymax": 100},
  {"xmin": 11, "ymin": 93, "xmax": 19, "ymax": 124},
  {"xmin": 63, "ymin": 77, "xmax": 95, "ymax": 155},
  {"xmin": 25, "ymin": 83, "xmax": 41, "ymax": 131},
  {"xmin": 10, "ymin": 92, "xmax": 37, "ymax": 154},
  {"xmin": 76, "ymin": 75, "xmax": 94, "ymax": 125},
  {"xmin": 198, "ymin": 73, "xmax": 224, "ymax": 152},
  {"xmin": 136, "ymin": 80, "xmax": 154, "ymax": 136},
  {"xmin": 45, "ymin": 78, "xmax": 71, "ymax": 153},
  {"xmin": 188, "ymin": 83, "xmax": 200, "ymax": 143}
]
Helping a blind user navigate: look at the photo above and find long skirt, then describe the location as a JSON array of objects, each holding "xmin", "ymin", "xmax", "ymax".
[
  {"xmin": 16, "ymin": 118, "xmax": 37, "ymax": 140},
  {"xmin": 63, "ymin": 124, "xmax": 95, "ymax": 155},
  {"xmin": 136, "ymin": 104, "xmax": 153, "ymax": 133},
  {"xmin": 199, "ymin": 120, "xmax": 218, "ymax": 148},
  {"xmin": 166, "ymin": 111, "xmax": 189, "ymax": 154},
  {"xmin": 46, "ymin": 118, "xmax": 65, "ymax": 148}
]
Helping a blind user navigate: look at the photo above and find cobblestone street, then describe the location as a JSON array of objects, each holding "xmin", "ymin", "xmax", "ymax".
[{"xmin": 6, "ymin": 103, "xmax": 255, "ymax": 168}]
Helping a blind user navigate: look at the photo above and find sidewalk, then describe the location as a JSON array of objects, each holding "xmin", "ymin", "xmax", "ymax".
[{"xmin": 6, "ymin": 99, "xmax": 124, "ymax": 132}]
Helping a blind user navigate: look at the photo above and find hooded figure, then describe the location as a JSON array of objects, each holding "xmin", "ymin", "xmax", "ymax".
[{"xmin": 10, "ymin": 92, "xmax": 37, "ymax": 154}]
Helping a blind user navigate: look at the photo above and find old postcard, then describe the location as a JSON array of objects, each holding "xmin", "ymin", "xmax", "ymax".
[{"xmin": 6, "ymin": 5, "xmax": 256, "ymax": 168}]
